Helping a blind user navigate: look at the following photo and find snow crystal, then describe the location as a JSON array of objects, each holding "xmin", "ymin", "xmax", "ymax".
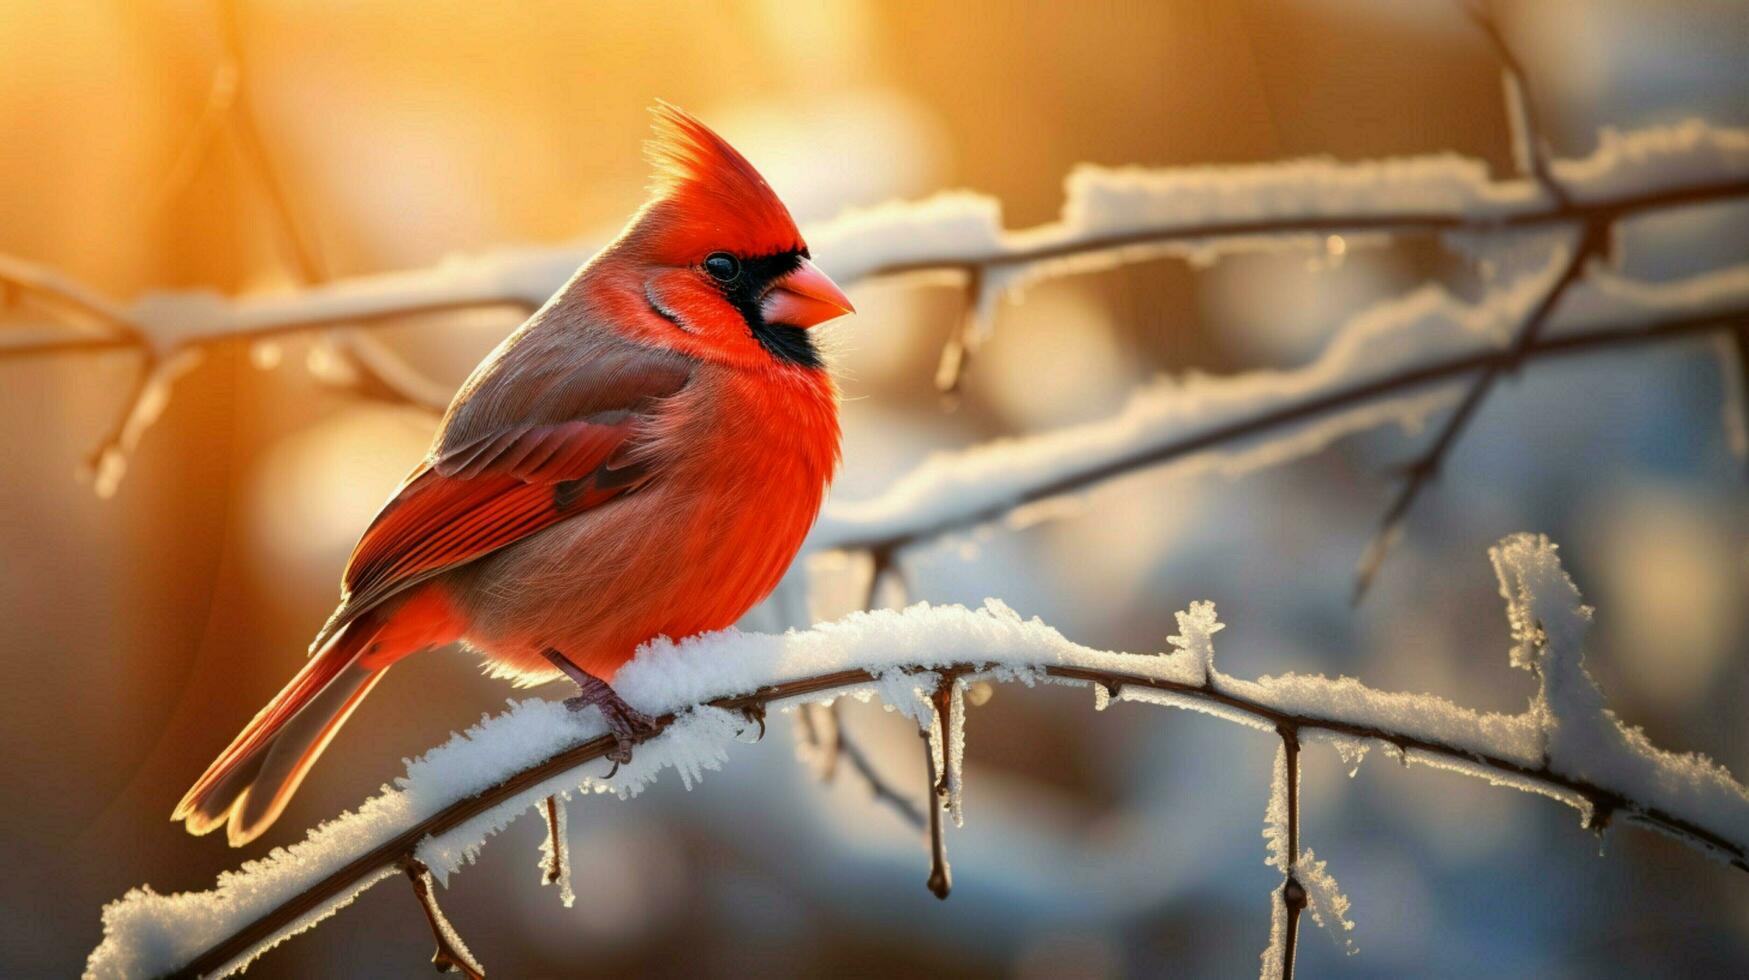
[
  {"xmin": 1401, "ymin": 749, "xmax": 1594, "ymax": 828},
  {"xmin": 872, "ymin": 667, "xmax": 940, "ymax": 728},
  {"xmin": 1117, "ymin": 685, "xmax": 1278, "ymax": 734},
  {"xmin": 1166, "ymin": 600, "xmax": 1223, "ymax": 684},
  {"xmin": 1258, "ymin": 882, "xmax": 1289, "ymax": 980},
  {"xmin": 1229, "ymin": 664, "xmax": 1548, "ymax": 768},
  {"xmin": 1490, "ymin": 534, "xmax": 1749, "ymax": 862},
  {"xmin": 1263, "ymin": 742, "xmax": 1291, "ymax": 873},
  {"xmin": 87, "ymin": 867, "xmax": 400, "ymax": 980},
  {"xmin": 1307, "ymin": 732, "xmax": 1371, "ymax": 779},
  {"xmin": 1296, "ymin": 847, "xmax": 1356, "ymax": 952},
  {"xmin": 946, "ymin": 679, "xmax": 968, "ymax": 828}
]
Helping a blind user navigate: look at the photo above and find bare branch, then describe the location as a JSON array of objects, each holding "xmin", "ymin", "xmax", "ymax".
[
  {"xmin": 834, "ymin": 709, "xmax": 927, "ymax": 830},
  {"xmin": 1351, "ymin": 222, "xmax": 1607, "ymax": 601},
  {"xmin": 215, "ymin": 0, "xmax": 326, "ymax": 284},
  {"xmin": 1350, "ymin": 0, "xmax": 1606, "ymax": 600},
  {"xmin": 402, "ymin": 859, "xmax": 485, "ymax": 980},
  {"xmin": 1348, "ymin": 0, "xmax": 1604, "ymax": 600},
  {"xmin": 0, "ymin": 254, "xmax": 139, "ymax": 341},
  {"xmin": 862, "ymin": 545, "xmax": 896, "ymax": 613},
  {"xmin": 1463, "ymin": 0, "xmax": 1570, "ymax": 206},
  {"xmin": 922, "ymin": 671, "xmax": 962, "ymax": 899},
  {"xmin": 794, "ymin": 702, "xmax": 839, "ymax": 780},
  {"xmin": 788, "ymin": 543, "xmax": 930, "ymax": 830},
  {"xmin": 921, "ymin": 728, "xmax": 952, "ymax": 900},
  {"xmin": 1274, "ymin": 726, "xmax": 1307, "ymax": 980},
  {"xmin": 934, "ymin": 266, "xmax": 983, "ymax": 398}
]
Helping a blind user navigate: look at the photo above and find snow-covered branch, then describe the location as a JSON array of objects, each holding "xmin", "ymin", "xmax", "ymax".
[
  {"xmin": 86, "ymin": 534, "xmax": 1749, "ymax": 979},
  {"xmin": 5, "ymin": 121, "xmax": 1744, "ymax": 360},
  {"xmin": 811, "ymin": 259, "xmax": 1749, "ymax": 555},
  {"xmin": 3, "ymin": 120, "xmax": 1746, "ymax": 493}
]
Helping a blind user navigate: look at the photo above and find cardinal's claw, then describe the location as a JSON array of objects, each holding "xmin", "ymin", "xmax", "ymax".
[
  {"xmin": 740, "ymin": 705, "xmax": 767, "ymax": 741},
  {"xmin": 546, "ymin": 649, "xmax": 658, "ymax": 770},
  {"xmin": 566, "ymin": 694, "xmax": 658, "ymax": 766}
]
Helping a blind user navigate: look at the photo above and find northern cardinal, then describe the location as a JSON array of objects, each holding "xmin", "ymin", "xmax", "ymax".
[{"xmin": 174, "ymin": 103, "xmax": 852, "ymax": 846}]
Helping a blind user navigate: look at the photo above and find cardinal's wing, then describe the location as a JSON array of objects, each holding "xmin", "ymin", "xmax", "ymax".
[{"xmin": 312, "ymin": 332, "xmax": 694, "ymax": 648}]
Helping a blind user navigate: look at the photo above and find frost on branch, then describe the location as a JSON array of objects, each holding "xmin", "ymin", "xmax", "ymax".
[
  {"xmin": 86, "ymin": 538, "xmax": 1749, "ymax": 979},
  {"xmin": 1492, "ymin": 533, "xmax": 1749, "ymax": 848},
  {"xmin": 811, "ymin": 254, "xmax": 1749, "ymax": 554},
  {"xmin": 9, "ymin": 119, "xmax": 1749, "ymax": 496},
  {"xmin": 1167, "ymin": 600, "xmax": 1223, "ymax": 685},
  {"xmin": 1262, "ymin": 741, "xmax": 1355, "ymax": 976}
]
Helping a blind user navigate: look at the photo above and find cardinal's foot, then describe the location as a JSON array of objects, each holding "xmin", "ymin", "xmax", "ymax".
[
  {"xmin": 565, "ymin": 688, "xmax": 659, "ymax": 766},
  {"xmin": 542, "ymin": 649, "xmax": 659, "ymax": 766}
]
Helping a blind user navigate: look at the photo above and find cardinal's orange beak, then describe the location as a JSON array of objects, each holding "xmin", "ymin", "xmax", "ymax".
[{"xmin": 761, "ymin": 257, "xmax": 854, "ymax": 329}]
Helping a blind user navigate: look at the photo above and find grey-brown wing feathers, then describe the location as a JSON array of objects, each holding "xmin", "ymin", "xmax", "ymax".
[{"xmin": 310, "ymin": 327, "xmax": 696, "ymax": 651}]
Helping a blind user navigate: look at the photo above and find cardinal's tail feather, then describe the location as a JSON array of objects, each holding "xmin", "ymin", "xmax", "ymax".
[{"xmin": 173, "ymin": 613, "xmax": 390, "ymax": 847}]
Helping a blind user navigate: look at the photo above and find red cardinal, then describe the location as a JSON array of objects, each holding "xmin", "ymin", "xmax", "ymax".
[{"xmin": 174, "ymin": 103, "xmax": 852, "ymax": 846}]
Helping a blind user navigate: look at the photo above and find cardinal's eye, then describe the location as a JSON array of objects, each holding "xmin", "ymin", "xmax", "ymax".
[{"xmin": 704, "ymin": 252, "xmax": 740, "ymax": 282}]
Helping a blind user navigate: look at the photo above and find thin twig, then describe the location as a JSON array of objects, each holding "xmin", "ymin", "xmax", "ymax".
[
  {"xmin": 1277, "ymin": 725, "xmax": 1307, "ymax": 980},
  {"xmin": 149, "ymin": 57, "xmax": 238, "ymax": 214},
  {"xmin": 216, "ymin": 0, "xmax": 325, "ymax": 284},
  {"xmin": 541, "ymin": 796, "xmax": 564, "ymax": 886},
  {"xmin": 920, "ymin": 675, "xmax": 955, "ymax": 901},
  {"xmin": 1349, "ymin": 0, "xmax": 1590, "ymax": 602},
  {"xmin": 790, "ymin": 542, "xmax": 929, "ymax": 829},
  {"xmin": 208, "ymin": 0, "xmax": 455, "ymax": 409},
  {"xmin": 0, "ymin": 255, "xmax": 140, "ymax": 342},
  {"xmin": 835, "ymin": 715, "xmax": 927, "ymax": 830},
  {"xmin": 166, "ymin": 655, "xmax": 1748, "ymax": 978},
  {"xmin": 401, "ymin": 859, "xmax": 486, "ymax": 980},
  {"xmin": 863, "ymin": 545, "xmax": 896, "ymax": 612},
  {"xmin": 935, "ymin": 265, "xmax": 983, "ymax": 398},
  {"xmin": 0, "ymin": 288, "xmax": 538, "ymax": 361},
  {"xmin": 795, "ymin": 702, "xmax": 839, "ymax": 780},
  {"xmin": 1463, "ymin": 0, "xmax": 1570, "ymax": 207},
  {"xmin": 1350, "ymin": 222, "xmax": 1606, "ymax": 603},
  {"xmin": 920, "ymin": 735, "xmax": 951, "ymax": 900}
]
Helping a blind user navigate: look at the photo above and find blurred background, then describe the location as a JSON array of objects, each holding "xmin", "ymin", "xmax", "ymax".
[{"xmin": 3, "ymin": 0, "xmax": 1747, "ymax": 976}]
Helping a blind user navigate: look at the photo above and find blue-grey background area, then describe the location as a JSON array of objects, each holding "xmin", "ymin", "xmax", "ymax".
[{"xmin": 1, "ymin": 0, "xmax": 1744, "ymax": 976}]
